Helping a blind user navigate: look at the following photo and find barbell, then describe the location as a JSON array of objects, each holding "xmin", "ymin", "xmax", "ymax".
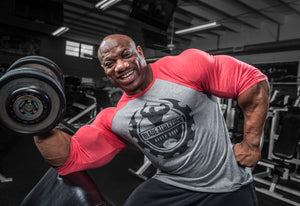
[{"xmin": 0, "ymin": 56, "xmax": 66, "ymax": 136}]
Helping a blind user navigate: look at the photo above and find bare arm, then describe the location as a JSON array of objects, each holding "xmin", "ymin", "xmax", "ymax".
[
  {"xmin": 233, "ymin": 80, "xmax": 269, "ymax": 167},
  {"xmin": 34, "ymin": 128, "xmax": 71, "ymax": 167}
]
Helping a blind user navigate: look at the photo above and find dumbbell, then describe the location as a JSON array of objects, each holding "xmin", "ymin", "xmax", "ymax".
[{"xmin": 0, "ymin": 56, "xmax": 66, "ymax": 136}]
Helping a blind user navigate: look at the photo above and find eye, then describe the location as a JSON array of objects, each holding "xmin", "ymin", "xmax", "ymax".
[
  {"xmin": 104, "ymin": 61, "xmax": 114, "ymax": 69},
  {"xmin": 123, "ymin": 51, "xmax": 132, "ymax": 59}
]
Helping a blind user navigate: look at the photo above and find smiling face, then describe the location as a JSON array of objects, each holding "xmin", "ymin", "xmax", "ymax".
[{"xmin": 98, "ymin": 34, "xmax": 152, "ymax": 96}]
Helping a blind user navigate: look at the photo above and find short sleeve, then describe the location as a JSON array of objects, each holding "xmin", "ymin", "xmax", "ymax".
[
  {"xmin": 55, "ymin": 108, "xmax": 127, "ymax": 175},
  {"xmin": 178, "ymin": 49, "xmax": 268, "ymax": 98}
]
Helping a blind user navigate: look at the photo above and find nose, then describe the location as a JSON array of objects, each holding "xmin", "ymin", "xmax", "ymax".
[{"xmin": 115, "ymin": 59, "xmax": 129, "ymax": 73}]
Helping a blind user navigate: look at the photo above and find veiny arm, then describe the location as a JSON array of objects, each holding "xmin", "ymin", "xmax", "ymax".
[{"xmin": 233, "ymin": 80, "xmax": 269, "ymax": 167}]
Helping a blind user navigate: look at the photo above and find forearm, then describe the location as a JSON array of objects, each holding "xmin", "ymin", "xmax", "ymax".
[
  {"xmin": 34, "ymin": 128, "xmax": 71, "ymax": 167},
  {"xmin": 234, "ymin": 80, "xmax": 269, "ymax": 167},
  {"xmin": 238, "ymin": 80, "xmax": 269, "ymax": 146}
]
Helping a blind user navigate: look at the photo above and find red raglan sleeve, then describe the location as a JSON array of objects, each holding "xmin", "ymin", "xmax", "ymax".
[
  {"xmin": 177, "ymin": 49, "xmax": 268, "ymax": 98},
  {"xmin": 55, "ymin": 107, "xmax": 127, "ymax": 176}
]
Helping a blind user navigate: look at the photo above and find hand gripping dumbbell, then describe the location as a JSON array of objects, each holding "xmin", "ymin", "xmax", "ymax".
[{"xmin": 0, "ymin": 56, "xmax": 66, "ymax": 136}]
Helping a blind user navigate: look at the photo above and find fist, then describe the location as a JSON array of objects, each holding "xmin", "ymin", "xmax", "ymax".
[{"xmin": 233, "ymin": 141, "xmax": 261, "ymax": 167}]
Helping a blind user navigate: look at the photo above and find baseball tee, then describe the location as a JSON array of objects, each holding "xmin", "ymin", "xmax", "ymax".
[{"xmin": 56, "ymin": 49, "xmax": 267, "ymax": 193}]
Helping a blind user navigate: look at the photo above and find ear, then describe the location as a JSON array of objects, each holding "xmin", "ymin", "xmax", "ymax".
[{"xmin": 136, "ymin": 45, "xmax": 144, "ymax": 57}]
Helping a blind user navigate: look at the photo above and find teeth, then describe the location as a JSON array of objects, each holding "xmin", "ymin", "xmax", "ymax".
[{"xmin": 121, "ymin": 71, "xmax": 133, "ymax": 79}]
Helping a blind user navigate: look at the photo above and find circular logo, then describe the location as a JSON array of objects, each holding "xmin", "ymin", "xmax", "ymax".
[{"xmin": 129, "ymin": 99, "xmax": 195, "ymax": 159}]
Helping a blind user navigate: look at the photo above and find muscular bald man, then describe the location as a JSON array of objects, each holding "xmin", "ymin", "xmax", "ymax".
[{"xmin": 35, "ymin": 34, "xmax": 269, "ymax": 206}]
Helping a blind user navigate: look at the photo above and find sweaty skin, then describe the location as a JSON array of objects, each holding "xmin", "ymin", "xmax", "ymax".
[{"xmin": 98, "ymin": 34, "xmax": 153, "ymax": 96}]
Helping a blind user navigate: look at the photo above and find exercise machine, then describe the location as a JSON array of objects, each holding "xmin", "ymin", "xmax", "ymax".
[{"xmin": 254, "ymin": 107, "xmax": 300, "ymax": 206}]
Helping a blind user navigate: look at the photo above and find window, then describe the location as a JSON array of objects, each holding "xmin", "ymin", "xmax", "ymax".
[
  {"xmin": 65, "ymin": 40, "xmax": 79, "ymax": 57},
  {"xmin": 80, "ymin": 43, "xmax": 93, "ymax": 59},
  {"xmin": 65, "ymin": 40, "xmax": 94, "ymax": 59}
]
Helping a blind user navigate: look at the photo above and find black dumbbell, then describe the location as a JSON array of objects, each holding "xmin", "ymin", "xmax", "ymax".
[{"xmin": 0, "ymin": 56, "xmax": 66, "ymax": 136}]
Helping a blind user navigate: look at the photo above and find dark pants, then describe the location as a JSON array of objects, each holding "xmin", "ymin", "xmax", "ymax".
[{"xmin": 124, "ymin": 178, "xmax": 258, "ymax": 206}]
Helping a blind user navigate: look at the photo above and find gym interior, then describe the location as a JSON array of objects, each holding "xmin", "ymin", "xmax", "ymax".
[{"xmin": 0, "ymin": 0, "xmax": 300, "ymax": 205}]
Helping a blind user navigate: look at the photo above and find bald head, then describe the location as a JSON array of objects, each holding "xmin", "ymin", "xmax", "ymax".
[
  {"xmin": 100, "ymin": 34, "xmax": 135, "ymax": 46},
  {"xmin": 98, "ymin": 34, "xmax": 137, "ymax": 63}
]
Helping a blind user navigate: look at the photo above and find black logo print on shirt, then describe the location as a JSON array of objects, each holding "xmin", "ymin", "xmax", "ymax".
[{"xmin": 129, "ymin": 99, "xmax": 195, "ymax": 159}]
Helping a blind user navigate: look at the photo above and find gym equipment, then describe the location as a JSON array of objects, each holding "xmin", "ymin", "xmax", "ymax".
[
  {"xmin": 20, "ymin": 121, "xmax": 115, "ymax": 206},
  {"xmin": 0, "ymin": 172, "xmax": 13, "ymax": 183},
  {"xmin": 65, "ymin": 94, "xmax": 97, "ymax": 129},
  {"xmin": 128, "ymin": 155, "xmax": 152, "ymax": 181},
  {"xmin": 0, "ymin": 56, "xmax": 66, "ymax": 136},
  {"xmin": 20, "ymin": 167, "xmax": 113, "ymax": 206},
  {"xmin": 254, "ymin": 107, "xmax": 300, "ymax": 206}
]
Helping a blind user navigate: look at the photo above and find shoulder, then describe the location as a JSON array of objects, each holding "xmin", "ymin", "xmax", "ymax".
[
  {"xmin": 152, "ymin": 49, "xmax": 213, "ymax": 70},
  {"xmin": 181, "ymin": 48, "xmax": 208, "ymax": 56},
  {"xmin": 94, "ymin": 93, "xmax": 131, "ymax": 124},
  {"xmin": 92, "ymin": 107, "xmax": 118, "ymax": 129},
  {"xmin": 180, "ymin": 49, "xmax": 213, "ymax": 63},
  {"xmin": 158, "ymin": 49, "xmax": 209, "ymax": 61},
  {"xmin": 178, "ymin": 49, "xmax": 211, "ymax": 59},
  {"xmin": 151, "ymin": 49, "xmax": 213, "ymax": 77}
]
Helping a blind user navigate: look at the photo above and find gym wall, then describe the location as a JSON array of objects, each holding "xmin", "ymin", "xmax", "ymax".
[{"xmin": 0, "ymin": 25, "xmax": 105, "ymax": 80}]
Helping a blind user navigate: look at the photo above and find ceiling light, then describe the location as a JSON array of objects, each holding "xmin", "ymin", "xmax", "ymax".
[
  {"xmin": 95, "ymin": 0, "xmax": 121, "ymax": 10},
  {"xmin": 95, "ymin": 0, "xmax": 110, "ymax": 8},
  {"xmin": 51, "ymin": 26, "xmax": 69, "ymax": 36},
  {"xmin": 175, "ymin": 21, "xmax": 221, "ymax": 35}
]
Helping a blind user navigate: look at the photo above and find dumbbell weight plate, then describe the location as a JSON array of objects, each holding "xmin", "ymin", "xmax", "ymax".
[
  {"xmin": 0, "ymin": 67, "xmax": 66, "ymax": 135},
  {"xmin": 8, "ymin": 56, "xmax": 64, "ymax": 89}
]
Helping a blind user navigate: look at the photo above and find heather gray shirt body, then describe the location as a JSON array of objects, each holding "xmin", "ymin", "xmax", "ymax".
[
  {"xmin": 106, "ymin": 49, "xmax": 266, "ymax": 193},
  {"xmin": 111, "ymin": 78, "xmax": 252, "ymax": 193}
]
